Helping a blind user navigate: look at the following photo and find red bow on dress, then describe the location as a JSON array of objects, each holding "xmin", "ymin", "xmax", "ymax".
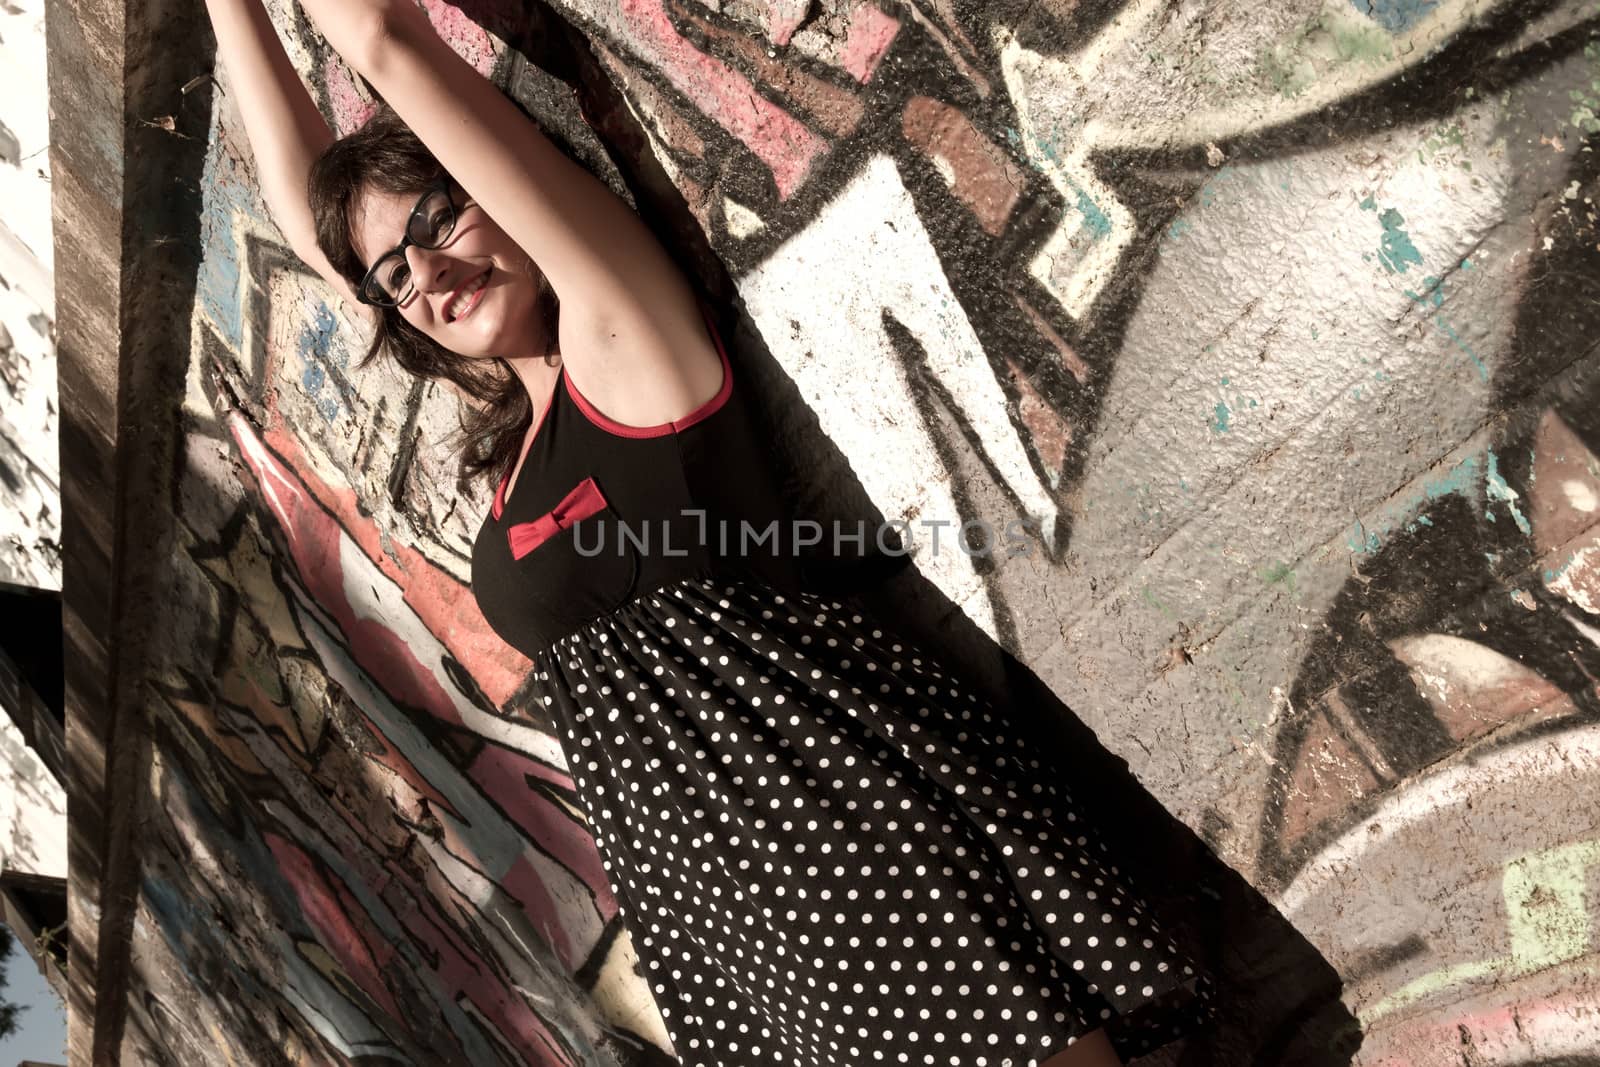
[{"xmin": 507, "ymin": 476, "xmax": 609, "ymax": 560}]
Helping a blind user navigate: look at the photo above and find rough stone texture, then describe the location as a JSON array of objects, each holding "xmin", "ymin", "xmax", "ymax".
[
  {"xmin": 0, "ymin": 0, "xmax": 61, "ymax": 591},
  {"xmin": 52, "ymin": 0, "xmax": 1600, "ymax": 1065},
  {"xmin": 48, "ymin": 0, "xmax": 128, "ymax": 1055}
]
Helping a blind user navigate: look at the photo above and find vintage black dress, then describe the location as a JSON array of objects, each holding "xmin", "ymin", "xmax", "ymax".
[{"xmin": 470, "ymin": 309, "xmax": 1214, "ymax": 1065}]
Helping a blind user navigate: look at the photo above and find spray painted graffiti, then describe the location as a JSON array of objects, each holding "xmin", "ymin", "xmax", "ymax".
[
  {"xmin": 112, "ymin": 0, "xmax": 1600, "ymax": 1062},
  {"xmin": 1260, "ymin": 134, "xmax": 1600, "ymax": 1062},
  {"xmin": 127, "ymin": 10, "xmax": 674, "ymax": 1060}
]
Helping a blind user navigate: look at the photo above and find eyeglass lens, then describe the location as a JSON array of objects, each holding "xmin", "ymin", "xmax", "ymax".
[{"xmin": 365, "ymin": 186, "xmax": 457, "ymax": 304}]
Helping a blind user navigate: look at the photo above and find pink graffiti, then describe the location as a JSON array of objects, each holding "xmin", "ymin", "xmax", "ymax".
[
  {"xmin": 230, "ymin": 414, "xmax": 617, "ymax": 970},
  {"xmin": 1363, "ymin": 996, "xmax": 1597, "ymax": 1065},
  {"xmin": 420, "ymin": 0, "xmax": 499, "ymax": 76},
  {"xmin": 840, "ymin": 2, "xmax": 900, "ymax": 84},
  {"xmin": 622, "ymin": 0, "xmax": 827, "ymax": 199},
  {"xmin": 264, "ymin": 426, "xmax": 529, "ymax": 707},
  {"xmin": 385, "ymin": 861, "xmax": 579, "ymax": 1066},
  {"xmin": 470, "ymin": 743, "xmax": 615, "ymax": 914},
  {"xmin": 266, "ymin": 833, "xmax": 405, "ymax": 1021},
  {"xmin": 324, "ymin": 57, "xmax": 379, "ymax": 137},
  {"xmin": 231, "ymin": 418, "xmax": 469, "ymax": 824}
]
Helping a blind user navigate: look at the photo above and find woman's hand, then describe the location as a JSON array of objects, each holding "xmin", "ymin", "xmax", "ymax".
[{"xmin": 295, "ymin": 0, "xmax": 712, "ymax": 375}]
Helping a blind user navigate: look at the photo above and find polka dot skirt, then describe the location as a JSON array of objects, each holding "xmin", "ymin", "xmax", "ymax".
[{"xmin": 534, "ymin": 577, "xmax": 1215, "ymax": 1065}]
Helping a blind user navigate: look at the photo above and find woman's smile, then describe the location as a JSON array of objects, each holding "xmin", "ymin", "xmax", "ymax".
[
  {"xmin": 445, "ymin": 266, "xmax": 491, "ymax": 323},
  {"xmin": 346, "ymin": 183, "xmax": 548, "ymax": 359}
]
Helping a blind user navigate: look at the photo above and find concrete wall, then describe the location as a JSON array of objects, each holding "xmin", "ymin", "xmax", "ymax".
[{"xmin": 55, "ymin": 0, "xmax": 1600, "ymax": 1064}]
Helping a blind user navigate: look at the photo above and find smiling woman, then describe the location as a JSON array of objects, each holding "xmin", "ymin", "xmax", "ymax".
[
  {"xmin": 199, "ymin": 0, "xmax": 1216, "ymax": 1063},
  {"xmin": 344, "ymin": 177, "xmax": 547, "ymax": 348},
  {"xmin": 300, "ymin": 103, "xmax": 565, "ymax": 484}
]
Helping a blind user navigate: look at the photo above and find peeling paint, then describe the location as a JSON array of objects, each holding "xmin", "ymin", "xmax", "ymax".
[
  {"xmin": 1372, "ymin": 204, "xmax": 1424, "ymax": 274},
  {"xmin": 1485, "ymin": 450, "xmax": 1532, "ymax": 535}
]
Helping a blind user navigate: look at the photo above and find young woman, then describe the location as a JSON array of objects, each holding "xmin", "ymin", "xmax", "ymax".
[{"xmin": 203, "ymin": 0, "xmax": 1215, "ymax": 1063}]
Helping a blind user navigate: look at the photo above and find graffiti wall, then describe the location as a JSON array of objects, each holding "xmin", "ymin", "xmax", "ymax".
[{"xmin": 96, "ymin": 0, "xmax": 1600, "ymax": 1063}]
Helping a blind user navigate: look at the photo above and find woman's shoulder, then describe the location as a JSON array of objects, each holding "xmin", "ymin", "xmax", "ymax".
[{"xmin": 556, "ymin": 298, "xmax": 729, "ymax": 433}]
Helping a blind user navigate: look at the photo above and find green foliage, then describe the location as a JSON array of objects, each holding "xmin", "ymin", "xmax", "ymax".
[{"xmin": 0, "ymin": 923, "xmax": 26, "ymax": 1040}]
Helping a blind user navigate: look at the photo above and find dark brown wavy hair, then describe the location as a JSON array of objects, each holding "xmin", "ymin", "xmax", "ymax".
[{"xmin": 307, "ymin": 104, "xmax": 556, "ymax": 490}]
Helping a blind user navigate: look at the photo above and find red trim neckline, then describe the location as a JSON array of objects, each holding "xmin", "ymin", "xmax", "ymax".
[
  {"xmin": 562, "ymin": 302, "xmax": 733, "ymax": 440},
  {"xmin": 492, "ymin": 367, "xmax": 563, "ymax": 521},
  {"xmin": 490, "ymin": 301, "xmax": 735, "ymax": 521}
]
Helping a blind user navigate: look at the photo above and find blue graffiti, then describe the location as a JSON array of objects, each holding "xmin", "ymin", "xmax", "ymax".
[
  {"xmin": 297, "ymin": 302, "xmax": 344, "ymax": 421},
  {"xmin": 1350, "ymin": 0, "xmax": 1440, "ymax": 34}
]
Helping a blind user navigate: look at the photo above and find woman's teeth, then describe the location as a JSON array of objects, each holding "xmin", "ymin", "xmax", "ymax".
[{"xmin": 449, "ymin": 271, "xmax": 489, "ymax": 320}]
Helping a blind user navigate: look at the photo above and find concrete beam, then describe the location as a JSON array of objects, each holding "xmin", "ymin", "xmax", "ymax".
[
  {"xmin": 49, "ymin": 0, "xmax": 208, "ymax": 1061},
  {"xmin": 47, "ymin": 0, "xmax": 125, "ymax": 1055}
]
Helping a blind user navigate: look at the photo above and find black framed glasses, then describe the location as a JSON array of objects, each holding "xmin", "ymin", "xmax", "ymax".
[{"xmin": 356, "ymin": 177, "xmax": 459, "ymax": 307}]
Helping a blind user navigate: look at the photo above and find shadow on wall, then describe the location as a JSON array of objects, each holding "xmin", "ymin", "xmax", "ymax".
[{"xmin": 67, "ymin": 0, "xmax": 223, "ymax": 1060}]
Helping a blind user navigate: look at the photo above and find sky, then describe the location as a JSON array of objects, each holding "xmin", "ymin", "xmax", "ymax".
[{"xmin": 0, "ymin": 932, "xmax": 65, "ymax": 1066}]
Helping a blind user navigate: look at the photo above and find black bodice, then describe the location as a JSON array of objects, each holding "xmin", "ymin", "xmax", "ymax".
[{"xmin": 470, "ymin": 310, "xmax": 802, "ymax": 658}]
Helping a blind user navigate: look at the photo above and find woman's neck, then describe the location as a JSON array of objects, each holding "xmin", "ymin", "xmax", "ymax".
[
  {"xmin": 503, "ymin": 351, "xmax": 562, "ymax": 409},
  {"xmin": 498, "ymin": 351, "xmax": 562, "ymax": 502}
]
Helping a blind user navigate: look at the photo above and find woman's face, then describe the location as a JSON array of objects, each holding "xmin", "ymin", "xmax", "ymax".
[{"xmin": 351, "ymin": 182, "xmax": 552, "ymax": 361}]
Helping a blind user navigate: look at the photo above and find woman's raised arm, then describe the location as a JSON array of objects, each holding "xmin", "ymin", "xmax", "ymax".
[
  {"xmin": 203, "ymin": 0, "xmax": 360, "ymax": 306},
  {"xmin": 296, "ymin": 0, "xmax": 712, "ymax": 371}
]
